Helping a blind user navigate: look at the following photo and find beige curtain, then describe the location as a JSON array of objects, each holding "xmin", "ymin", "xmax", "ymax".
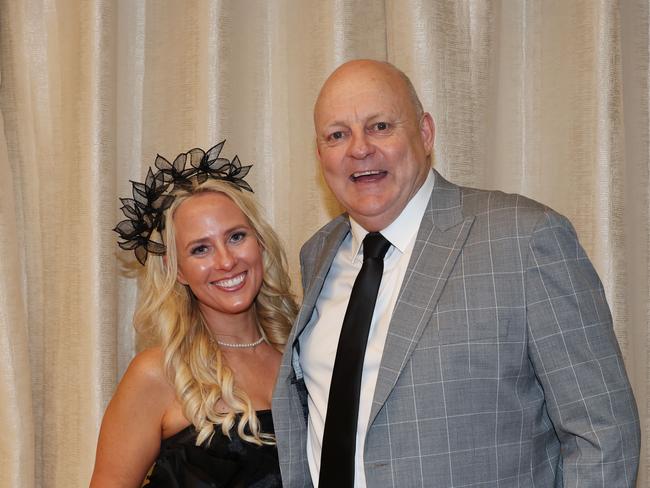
[{"xmin": 1, "ymin": 0, "xmax": 647, "ymax": 486}]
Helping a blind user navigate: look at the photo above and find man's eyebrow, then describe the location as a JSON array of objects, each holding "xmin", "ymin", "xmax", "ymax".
[
  {"xmin": 320, "ymin": 112, "xmax": 387, "ymax": 128},
  {"xmin": 319, "ymin": 119, "xmax": 346, "ymax": 128}
]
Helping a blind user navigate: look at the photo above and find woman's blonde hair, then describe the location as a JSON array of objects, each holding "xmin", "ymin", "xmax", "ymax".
[{"xmin": 134, "ymin": 179, "xmax": 297, "ymax": 446}]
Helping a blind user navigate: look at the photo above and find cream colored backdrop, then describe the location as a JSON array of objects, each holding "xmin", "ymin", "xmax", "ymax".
[{"xmin": 1, "ymin": 1, "xmax": 648, "ymax": 486}]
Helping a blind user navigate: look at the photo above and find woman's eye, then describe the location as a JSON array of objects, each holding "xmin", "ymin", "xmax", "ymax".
[
  {"xmin": 230, "ymin": 231, "xmax": 246, "ymax": 243},
  {"xmin": 191, "ymin": 244, "xmax": 208, "ymax": 255}
]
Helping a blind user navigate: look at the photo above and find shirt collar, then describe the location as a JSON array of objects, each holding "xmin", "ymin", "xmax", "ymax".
[{"xmin": 349, "ymin": 169, "xmax": 435, "ymax": 261}]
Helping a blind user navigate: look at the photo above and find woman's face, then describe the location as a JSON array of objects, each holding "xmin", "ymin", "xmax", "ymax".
[{"xmin": 173, "ymin": 192, "xmax": 264, "ymax": 324}]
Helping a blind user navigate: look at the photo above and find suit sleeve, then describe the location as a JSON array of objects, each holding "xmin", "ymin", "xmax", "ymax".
[
  {"xmin": 299, "ymin": 233, "xmax": 323, "ymax": 295},
  {"xmin": 299, "ymin": 245, "xmax": 309, "ymax": 293},
  {"xmin": 525, "ymin": 211, "xmax": 640, "ymax": 487}
]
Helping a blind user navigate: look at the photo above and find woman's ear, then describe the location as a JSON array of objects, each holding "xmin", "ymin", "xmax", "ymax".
[
  {"xmin": 164, "ymin": 254, "xmax": 188, "ymax": 285},
  {"xmin": 176, "ymin": 271, "xmax": 188, "ymax": 285},
  {"xmin": 176, "ymin": 263, "xmax": 188, "ymax": 285}
]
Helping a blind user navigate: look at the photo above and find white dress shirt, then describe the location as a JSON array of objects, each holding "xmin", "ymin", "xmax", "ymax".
[{"xmin": 298, "ymin": 170, "xmax": 435, "ymax": 487}]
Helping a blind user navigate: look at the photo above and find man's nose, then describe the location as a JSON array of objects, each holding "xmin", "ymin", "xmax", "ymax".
[{"xmin": 347, "ymin": 131, "xmax": 374, "ymax": 159}]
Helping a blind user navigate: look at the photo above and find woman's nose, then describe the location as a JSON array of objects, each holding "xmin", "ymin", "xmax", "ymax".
[{"xmin": 214, "ymin": 247, "xmax": 236, "ymax": 271}]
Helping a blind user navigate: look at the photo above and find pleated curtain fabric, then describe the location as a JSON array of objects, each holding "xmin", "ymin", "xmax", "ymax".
[{"xmin": 0, "ymin": 1, "xmax": 648, "ymax": 486}]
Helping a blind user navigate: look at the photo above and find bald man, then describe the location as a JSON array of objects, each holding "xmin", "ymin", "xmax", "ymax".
[{"xmin": 272, "ymin": 60, "xmax": 640, "ymax": 488}]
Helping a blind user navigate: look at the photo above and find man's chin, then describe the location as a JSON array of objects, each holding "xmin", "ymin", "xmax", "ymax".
[{"xmin": 348, "ymin": 206, "xmax": 401, "ymax": 232}]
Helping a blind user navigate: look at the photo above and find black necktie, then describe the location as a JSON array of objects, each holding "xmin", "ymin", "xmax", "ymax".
[{"xmin": 319, "ymin": 232, "xmax": 391, "ymax": 487}]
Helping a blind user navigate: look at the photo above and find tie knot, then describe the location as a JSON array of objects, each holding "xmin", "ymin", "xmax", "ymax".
[{"xmin": 362, "ymin": 232, "xmax": 391, "ymax": 261}]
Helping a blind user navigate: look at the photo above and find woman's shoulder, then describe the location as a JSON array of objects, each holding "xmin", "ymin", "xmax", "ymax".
[
  {"xmin": 129, "ymin": 346, "xmax": 164, "ymax": 371},
  {"xmin": 90, "ymin": 347, "xmax": 174, "ymax": 487},
  {"xmin": 121, "ymin": 347, "xmax": 172, "ymax": 396}
]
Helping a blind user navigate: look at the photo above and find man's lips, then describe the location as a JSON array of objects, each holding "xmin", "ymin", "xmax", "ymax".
[{"xmin": 350, "ymin": 170, "xmax": 387, "ymax": 182}]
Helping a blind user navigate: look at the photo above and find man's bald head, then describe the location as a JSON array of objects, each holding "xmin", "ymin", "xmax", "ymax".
[{"xmin": 314, "ymin": 59, "xmax": 424, "ymax": 124}]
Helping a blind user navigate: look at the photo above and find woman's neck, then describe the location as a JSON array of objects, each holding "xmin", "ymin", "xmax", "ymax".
[{"xmin": 199, "ymin": 304, "xmax": 261, "ymax": 344}]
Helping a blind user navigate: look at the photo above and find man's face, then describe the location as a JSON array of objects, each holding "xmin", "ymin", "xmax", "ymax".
[{"xmin": 314, "ymin": 61, "xmax": 434, "ymax": 231}]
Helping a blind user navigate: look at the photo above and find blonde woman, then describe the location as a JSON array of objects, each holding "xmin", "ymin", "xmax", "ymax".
[{"xmin": 90, "ymin": 142, "xmax": 297, "ymax": 487}]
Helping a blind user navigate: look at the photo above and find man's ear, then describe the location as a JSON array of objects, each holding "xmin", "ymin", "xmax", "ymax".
[{"xmin": 420, "ymin": 112, "xmax": 435, "ymax": 155}]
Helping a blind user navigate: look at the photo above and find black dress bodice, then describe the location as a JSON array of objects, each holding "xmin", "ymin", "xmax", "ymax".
[{"xmin": 144, "ymin": 410, "xmax": 282, "ymax": 487}]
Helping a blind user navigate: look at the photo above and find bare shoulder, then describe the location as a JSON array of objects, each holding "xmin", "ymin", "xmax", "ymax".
[
  {"xmin": 109, "ymin": 346, "xmax": 175, "ymax": 417},
  {"xmin": 124, "ymin": 347, "xmax": 167, "ymax": 382},
  {"xmin": 89, "ymin": 347, "xmax": 174, "ymax": 487}
]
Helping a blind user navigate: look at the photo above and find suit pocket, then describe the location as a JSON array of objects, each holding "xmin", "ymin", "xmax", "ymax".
[
  {"xmin": 437, "ymin": 314, "xmax": 512, "ymax": 346},
  {"xmin": 429, "ymin": 269, "xmax": 521, "ymax": 346}
]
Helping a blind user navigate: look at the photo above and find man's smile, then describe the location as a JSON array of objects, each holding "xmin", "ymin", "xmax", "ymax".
[{"xmin": 350, "ymin": 170, "xmax": 387, "ymax": 182}]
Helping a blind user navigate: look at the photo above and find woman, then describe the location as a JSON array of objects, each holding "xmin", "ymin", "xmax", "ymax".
[{"xmin": 90, "ymin": 142, "xmax": 297, "ymax": 487}]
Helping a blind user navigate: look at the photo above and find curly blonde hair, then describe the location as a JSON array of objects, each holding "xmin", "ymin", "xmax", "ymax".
[{"xmin": 134, "ymin": 179, "xmax": 297, "ymax": 446}]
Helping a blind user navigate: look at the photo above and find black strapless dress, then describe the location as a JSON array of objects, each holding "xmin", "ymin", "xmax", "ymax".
[{"xmin": 144, "ymin": 410, "xmax": 282, "ymax": 487}]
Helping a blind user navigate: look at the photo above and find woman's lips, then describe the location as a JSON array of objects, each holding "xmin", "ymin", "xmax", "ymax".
[{"xmin": 211, "ymin": 271, "xmax": 246, "ymax": 290}]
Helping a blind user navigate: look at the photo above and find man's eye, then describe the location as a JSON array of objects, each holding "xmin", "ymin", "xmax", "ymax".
[
  {"xmin": 328, "ymin": 131, "xmax": 344, "ymax": 141},
  {"xmin": 373, "ymin": 122, "xmax": 389, "ymax": 131}
]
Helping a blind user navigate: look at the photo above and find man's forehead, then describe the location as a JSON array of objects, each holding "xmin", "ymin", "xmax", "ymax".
[{"xmin": 315, "ymin": 73, "xmax": 410, "ymax": 122}]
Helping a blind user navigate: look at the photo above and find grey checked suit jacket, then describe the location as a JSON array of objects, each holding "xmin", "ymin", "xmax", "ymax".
[{"xmin": 272, "ymin": 171, "xmax": 640, "ymax": 487}]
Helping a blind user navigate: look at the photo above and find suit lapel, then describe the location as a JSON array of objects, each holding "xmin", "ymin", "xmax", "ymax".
[
  {"xmin": 369, "ymin": 172, "xmax": 474, "ymax": 423},
  {"xmin": 301, "ymin": 220, "xmax": 350, "ymax": 320},
  {"xmin": 286, "ymin": 217, "xmax": 350, "ymax": 379}
]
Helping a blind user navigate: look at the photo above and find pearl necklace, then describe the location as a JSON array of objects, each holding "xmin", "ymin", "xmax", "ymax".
[{"xmin": 215, "ymin": 335, "xmax": 265, "ymax": 349}]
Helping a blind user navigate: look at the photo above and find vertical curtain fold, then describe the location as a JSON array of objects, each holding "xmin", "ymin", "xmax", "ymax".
[
  {"xmin": 621, "ymin": 0, "xmax": 650, "ymax": 484},
  {"xmin": 115, "ymin": 1, "xmax": 145, "ymax": 361},
  {"xmin": 0, "ymin": 73, "xmax": 35, "ymax": 488},
  {"xmin": 1, "ymin": 1, "xmax": 48, "ymax": 485},
  {"xmin": 590, "ymin": 0, "xmax": 626, "ymax": 348}
]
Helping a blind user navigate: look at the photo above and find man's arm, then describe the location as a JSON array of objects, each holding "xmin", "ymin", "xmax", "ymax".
[{"xmin": 525, "ymin": 210, "xmax": 640, "ymax": 487}]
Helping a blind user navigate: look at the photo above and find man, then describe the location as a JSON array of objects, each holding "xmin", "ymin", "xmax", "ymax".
[{"xmin": 272, "ymin": 59, "xmax": 640, "ymax": 487}]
